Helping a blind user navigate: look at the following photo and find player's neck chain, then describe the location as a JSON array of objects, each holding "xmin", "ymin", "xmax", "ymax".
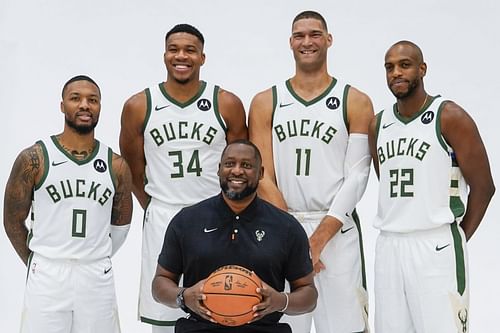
[
  {"xmin": 397, "ymin": 94, "xmax": 428, "ymax": 116},
  {"xmin": 419, "ymin": 94, "xmax": 429, "ymax": 111}
]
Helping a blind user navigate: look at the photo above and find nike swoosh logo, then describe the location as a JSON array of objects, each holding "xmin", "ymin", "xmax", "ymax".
[
  {"xmin": 155, "ymin": 104, "xmax": 170, "ymax": 111},
  {"xmin": 435, "ymin": 244, "xmax": 450, "ymax": 251},
  {"xmin": 340, "ymin": 226, "xmax": 354, "ymax": 234},
  {"xmin": 382, "ymin": 122, "xmax": 395, "ymax": 129},
  {"xmin": 279, "ymin": 102, "xmax": 294, "ymax": 108},
  {"xmin": 104, "ymin": 267, "xmax": 112, "ymax": 274},
  {"xmin": 52, "ymin": 161, "xmax": 67, "ymax": 166},
  {"xmin": 204, "ymin": 227, "xmax": 218, "ymax": 233}
]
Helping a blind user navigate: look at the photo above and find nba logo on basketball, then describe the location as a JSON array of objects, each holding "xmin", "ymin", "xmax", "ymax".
[{"xmin": 224, "ymin": 275, "xmax": 233, "ymax": 290}]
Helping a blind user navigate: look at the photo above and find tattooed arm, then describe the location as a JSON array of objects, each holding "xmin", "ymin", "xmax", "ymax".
[
  {"xmin": 109, "ymin": 153, "xmax": 133, "ymax": 256},
  {"xmin": 3, "ymin": 144, "xmax": 43, "ymax": 265},
  {"xmin": 111, "ymin": 153, "xmax": 133, "ymax": 227}
]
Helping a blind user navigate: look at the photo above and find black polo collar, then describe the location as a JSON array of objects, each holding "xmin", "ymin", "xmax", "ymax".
[{"xmin": 215, "ymin": 192, "xmax": 261, "ymax": 223}]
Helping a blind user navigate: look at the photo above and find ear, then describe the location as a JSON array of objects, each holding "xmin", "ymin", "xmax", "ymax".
[
  {"xmin": 60, "ymin": 101, "xmax": 64, "ymax": 113},
  {"xmin": 163, "ymin": 51, "xmax": 168, "ymax": 66},
  {"xmin": 259, "ymin": 166, "xmax": 264, "ymax": 180},
  {"xmin": 217, "ymin": 163, "xmax": 221, "ymax": 176},
  {"xmin": 420, "ymin": 62, "xmax": 427, "ymax": 78},
  {"xmin": 201, "ymin": 52, "xmax": 206, "ymax": 66},
  {"xmin": 327, "ymin": 33, "xmax": 333, "ymax": 48},
  {"xmin": 289, "ymin": 36, "xmax": 293, "ymax": 50}
]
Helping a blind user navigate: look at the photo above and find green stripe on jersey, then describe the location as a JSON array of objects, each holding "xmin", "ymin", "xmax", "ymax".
[{"xmin": 451, "ymin": 222, "xmax": 466, "ymax": 296}]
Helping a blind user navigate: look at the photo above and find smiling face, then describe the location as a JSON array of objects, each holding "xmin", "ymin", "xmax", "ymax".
[
  {"xmin": 384, "ymin": 42, "xmax": 427, "ymax": 99},
  {"xmin": 60, "ymin": 80, "xmax": 100, "ymax": 134},
  {"xmin": 218, "ymin": 143, "xmax": 263, "ymax": 202},
  {"xmin": 290, "ymin": 17, "xmax": 332, "ymax": 72},
  {"xmin": 164, "ymin": 32, "xmax": 205, "ymax": 84}
]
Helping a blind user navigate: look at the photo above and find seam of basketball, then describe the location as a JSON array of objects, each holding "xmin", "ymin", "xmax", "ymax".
[{"xmin": 203, "ymin": 293, "xmax": 261, "ymax": 298}]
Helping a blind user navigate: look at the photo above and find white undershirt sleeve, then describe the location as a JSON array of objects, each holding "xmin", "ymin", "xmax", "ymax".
[
  {"xmin": 110, "ymin": 224, "xmax": 131, "ymax": 256},
  {"xmin": 327, "ymin": 133, "xmax": 371, "ymax": 224}
]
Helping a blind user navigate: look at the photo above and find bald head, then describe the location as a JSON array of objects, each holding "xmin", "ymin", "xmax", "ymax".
[{"xmin": 386, "ymin": 40, "xmax": 424, "ymax": 65}]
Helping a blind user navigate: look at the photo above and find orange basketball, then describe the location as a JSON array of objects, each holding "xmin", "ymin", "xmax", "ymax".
[{"xmin": 202, "ymin": 265, "xmax": 263, "ymax": 326}]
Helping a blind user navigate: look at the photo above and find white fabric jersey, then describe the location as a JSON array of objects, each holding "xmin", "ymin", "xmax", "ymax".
[
  {"xmin": 373, "ymin": 96, "xmax": 467, "ymax": 232},
  {"xmin": 29, "ymin": 136, "xmax": 116, "ymax": 260},
  {"xmin": 272, "ymin": 78, "xmax": 350, "ymax": 212},
  {"xmin": 143, "ymin": 81, "xmax": 227, "ymax": 205}
]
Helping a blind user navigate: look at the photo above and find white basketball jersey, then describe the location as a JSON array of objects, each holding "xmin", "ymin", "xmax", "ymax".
[
  {"xmin": 29, "ymin": 136, "xmax": 115, "ymax": 259},
  {"xmin": 373, "ymin": 96, "xmax": 467, "ymax": 232},
  {"xmin": 272, "ymin": 78, "xmax": 350, "ymax": 212},
  {"xmin": 143, "ymin": 81, "xmax": 227, "ymax": 205}
]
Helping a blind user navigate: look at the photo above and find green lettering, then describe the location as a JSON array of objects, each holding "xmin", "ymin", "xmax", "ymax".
[
  {"xmin": 397, "ymin": 138, "xmax": 407, "ymax": 156},
  {"xmin": 87, "ymin": 181, "xmax": 101, "ymax": 201},
  {"xmin": 406, "ymin": 138, "xmax": 418, "ymax": 157},
  {"xmin": 191, "ymin": 122, "xmax": 202, "ymax": 141},
  {"xmin": 149, "ymin": 128, "xmax": 164, "ymax": 146},
  {"xmin": 310, "ymin": 121, "xmax": 324, "ymax": 139},
  {"xmin": 274, "ymin": 125, "xmax": 286, "ymax": 142},
  {"xmin": 322, "ymin": 126, "xmax": 337, "ymax": 144},
  {"xmin": 98, "ymin": 188, "xmax": 112, "ymax": 206},
  {"xmin": 287, "ymin": 120, "xmax": 298, "ymax": 137},
  {"xmin": 76, "ymin": 179, "xmax": 85, "ymax": 197},
  {"xmin": 60, "ymin": 180, "xmax": 73, "ymax": 198},
  {"xmin": 416, "ymin": 142, "xmax": 431, "ymax": 161},
  {"xmin": 203, "ymin": 126, "xmax": 217, "ymax": 145},
  {"xmin": 178, "ymin": 121, "xmax": 188, "ymax": 139},
  {"xmin": 300, "ymin": 119, "xmax": 310, "ymax": 136},
  {"xmin": 377, "ymin": 146, "xmax": 386, "ymax": 165},
  {"xmin": 45, "ymin": 185, "xmax": 61, "ymax": 203},
  {"xmin": 163, "ymin": 123, "xmax": 176, "ymax": 141},
  {"xmin": 386, "ymin": 140, "xmax": 395, "ymax": 159}
]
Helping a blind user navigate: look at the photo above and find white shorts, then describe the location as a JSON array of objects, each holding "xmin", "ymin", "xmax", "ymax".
[
  {"xmin": 375, "ymin": 223, "xmax": 469, "ymax": 333},
  {"xmin": 139, "ymin": 199, "xmax": 186, "ymax": 326},
  {"xmin": 281, "ymin": 211, "xmax": 368, "ymax": 333},
  {"xmin": 21, "ymin": 253, "xmax": 120, "ymax": 333}
]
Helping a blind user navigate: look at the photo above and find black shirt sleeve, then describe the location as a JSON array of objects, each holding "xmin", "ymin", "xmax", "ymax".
[{"xmin": 157, "ymin": 212, "xmax": 183, "ymax": 275}]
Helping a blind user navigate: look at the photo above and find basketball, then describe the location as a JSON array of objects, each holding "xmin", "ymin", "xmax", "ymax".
[{"xmin": 202, "ymin": 265, "xmax": 263, "ymax": 326}]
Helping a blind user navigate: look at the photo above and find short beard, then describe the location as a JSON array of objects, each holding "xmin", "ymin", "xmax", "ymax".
[
  {"xmin": 65, "ymin": 117, "xmax": 98, "ymax": 134},
  {"xmin": 390, "ymin": 79, "xmax": 418, "ymax": 99},
  {"xmin": 220, "ymin": 182, "xmax": 258, "ymax": 201}
]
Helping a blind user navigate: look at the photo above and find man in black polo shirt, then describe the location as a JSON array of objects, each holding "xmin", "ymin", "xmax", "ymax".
[{"xmin": 152, "ymin": 139, "xmax": 317, "ymax": 333}]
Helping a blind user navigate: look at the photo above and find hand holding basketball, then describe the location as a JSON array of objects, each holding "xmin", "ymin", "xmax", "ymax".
[
  {"xmin": 251, "ymin": 281, "xmax": 289, "ymax": 321},
  {"xmin": 202, "ymin": 265, "xmax": 263, "ymax": 326}
]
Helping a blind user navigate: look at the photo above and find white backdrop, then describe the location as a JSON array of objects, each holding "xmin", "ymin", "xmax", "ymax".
[{"xmin": 1, "ymin": 0, "xmax": 498, "ymax": 331}]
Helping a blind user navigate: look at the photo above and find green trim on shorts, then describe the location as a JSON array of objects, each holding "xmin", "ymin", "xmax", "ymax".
[
  {"xmin": 352, "ymin": 209, "xmax": 367, "ymax": 290},
  {"xmin": 140, "ymin": 316, "xmax": 176, "ymax": 326},
  {"xmin": 25, "ymin": 252, "xmax": 34, "ymax": 282},
  {"xmin": 451, "ymin": 222, "xmax": 466, "ymax": 295}
]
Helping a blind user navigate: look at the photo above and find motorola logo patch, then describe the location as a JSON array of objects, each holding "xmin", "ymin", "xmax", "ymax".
[
  {"xmin": 326, "ymin": 97, "xmax": 340, "ymax": 110},
  {"xmin": 197, "ymin": 99, "xmax": 212, "ymax": 111},
  {"xmin": 94, "ymin": 159, "xmax": 107, "ymax": 173},
  {"xmin": 421, "ymin": 111, "xmax": 435, "ymax": 124}
]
